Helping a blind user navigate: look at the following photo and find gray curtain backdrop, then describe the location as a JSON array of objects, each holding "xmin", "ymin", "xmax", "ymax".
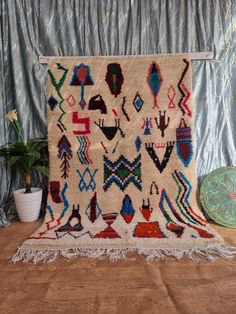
[{"xmin": 0, "ymin": 0, "xmax": 235, "ymax": 227}]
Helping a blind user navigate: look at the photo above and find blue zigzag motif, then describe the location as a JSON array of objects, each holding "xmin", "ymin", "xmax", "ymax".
[
  {"xmin": 46, "ymin": 205, "xmax": 54, "ymax": 216},
  {"xmin": 77, "ymin": 136, "xmax": 92, "ymax": 164},
  {"xmin": 103, "ymin": 154, "xmax": 142, "ymax": 191},
  {"xmin": 179, "ymin": 171, "xmax": 192, "ymax": 208},
  {"xmin": 60, "ymin": 182, "xmax": 69, "ymax": 218},
  {"xmin": 56, "ymin": 230, "xmax": 93, "ymax": 239}
]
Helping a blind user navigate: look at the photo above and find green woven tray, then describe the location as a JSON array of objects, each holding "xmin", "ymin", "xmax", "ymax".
[{"xmin": 200, "ymin": 167, "xmax": 236, "ymax": 228}]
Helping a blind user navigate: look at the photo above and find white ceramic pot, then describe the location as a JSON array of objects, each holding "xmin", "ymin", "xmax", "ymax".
[{"xmin": 13, "ymin": 187, "xmax": 42, "ymax": 222}]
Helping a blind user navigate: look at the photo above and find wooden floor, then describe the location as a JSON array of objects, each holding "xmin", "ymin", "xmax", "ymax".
[{"xmin": 0, "ymin": 222, "xmax": 236, "ymax": 314}]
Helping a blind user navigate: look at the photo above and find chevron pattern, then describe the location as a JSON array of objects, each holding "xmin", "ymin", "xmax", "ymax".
[
  {"xmin": 181, "ymin": 83, "xmax": 192, "ymax": 117},
  {"xmin": 103, "ymin": 154, "xmax": 142, "ymax": 191},
  {"xmin": 57, "ymin": 135, "xmax": 73, "ymax": 178},
  {"xmin": 77, "ymin": 136, "xmax": 92, "ymax": 164},
  {"xmin": 177, "ymin": 59, "xmax": 189, "ymax": 116},
  {"xmin": 159, "ymin": 188, "xmax": 214, "ymax": 238},
  {"xmin": 172, "ymin": 170, "xmax": 206, "ymax": 225}
]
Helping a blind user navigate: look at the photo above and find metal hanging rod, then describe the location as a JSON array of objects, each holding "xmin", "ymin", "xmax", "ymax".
[{"xmin": 39, "ymin": 51, "xmax": 214, "ymax": 64}]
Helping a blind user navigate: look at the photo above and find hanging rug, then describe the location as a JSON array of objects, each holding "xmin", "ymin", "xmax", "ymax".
[{"xmin": 12, "ymin": 55, "xmax": 236, "ymax": 263}]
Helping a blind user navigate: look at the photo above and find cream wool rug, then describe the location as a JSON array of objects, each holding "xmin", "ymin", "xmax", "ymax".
[{"xmin": 12, "ymin": 55, "xmax": 235, "ymax": 263}]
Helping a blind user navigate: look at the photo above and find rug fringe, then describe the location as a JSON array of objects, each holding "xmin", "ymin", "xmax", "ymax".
[{"xmin": 10, "ymin": 244, "xmax": 236, "ymax": 264}]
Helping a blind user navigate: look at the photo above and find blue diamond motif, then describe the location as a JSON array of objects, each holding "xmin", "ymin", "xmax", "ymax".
[
  {"xmin": 135, "ymin": 136, "xmax": 142, "ymax": 152},
  {"xmin": 133, "ymin": 92, "xmax": 144, "ymax": 112},
  {"xmin": 48, "ymin": 95, "xmax": 58, "ymax": 111}
]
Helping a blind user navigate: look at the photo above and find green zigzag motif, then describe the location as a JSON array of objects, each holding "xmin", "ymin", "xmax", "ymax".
[{"xmin": 48, "ymin": 63, "xmax": 69, "ymax": 131}]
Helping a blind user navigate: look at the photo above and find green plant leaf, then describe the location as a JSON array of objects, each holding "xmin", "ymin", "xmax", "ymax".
[
  {"xmin": 1, "ymin": 136, "xmax": 49, "ymax": 180},
  {"xmin": 26, "ymin": 151, "xmax": 41, "ymax": 159},
  {"xmin": 0, "ymin": 147, "xmax": 11, "ymax": 156},
  {"xmin": 8, "ymin": 156, "xmax": 21, "ymax": 167},
  {"xmin": 10, "ymin": 142, "xmax": 27, "ymax": 153},
  {"xmin": 26, "ymin": 138, "xmax": 48, "ymax": 153},
  {"xmin": 33, "ymin": 165, "xmax": 49, "ymax": 177}
]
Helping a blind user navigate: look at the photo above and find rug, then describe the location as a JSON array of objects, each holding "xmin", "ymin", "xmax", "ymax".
[{"xmin": 12, "ymin": 54, "xmax": 235, "ymax": 263}]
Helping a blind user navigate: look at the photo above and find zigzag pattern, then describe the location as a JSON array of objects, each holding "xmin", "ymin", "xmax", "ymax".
[
  {"xmin": 181, "ymin": 83, "xmax": 192, "ymax": 117},
  {"xmin": 48, "ymin": 64, "xmax": 69, "ymax": 131},
  {"xmin": 38, "ymin": 183, "xmax": 69, "ymax": 238},
  {"xmin": 176, "ymin": 171, "xmax": 206, "ymax": 224},
  {"xmin": 56, "ymin": 231, "xmax": 93, "ymax": 240},
  {"xmin": 159, "ymin": 190, "xmax": 185, "ymax": 237},
  {"xmin": 159, "ymin": 188, "xmax": 214, "ymax": 238},
  {"xmin": 177, "ymin": 59, "xmax": 189, "ymax": 116},
  {"xmin": 172, "ymin": 170, "xmax": 208, "ymax": 226},
  {"xmin": 172, "ymin": 171, "xmax": 199, "ymax": 225},
  {"xmin": 103, "ymin": 154, "xmax": 142, "ymax": 191},
  {"xmin": 77, "ymin": 136, "xmax": 92, "ymax": 164},
  {"xmin": 57, "ymin": 100, "xmax": 66, "ymax": 132}
]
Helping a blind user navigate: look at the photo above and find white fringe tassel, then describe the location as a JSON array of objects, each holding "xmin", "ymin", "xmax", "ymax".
[{"xmin": 10, "ymin": 244, "xmax": 236, "ymax": 264}]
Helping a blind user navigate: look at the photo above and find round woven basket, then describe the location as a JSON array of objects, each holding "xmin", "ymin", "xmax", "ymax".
[{"xmin": 200, "ymin": 167, "xmax": 236, "ymax": 228}]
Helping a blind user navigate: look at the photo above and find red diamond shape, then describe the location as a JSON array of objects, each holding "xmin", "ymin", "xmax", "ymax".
[{"xmin": 67, "ymin": 95, "xmax": 76, "ymax": 107}]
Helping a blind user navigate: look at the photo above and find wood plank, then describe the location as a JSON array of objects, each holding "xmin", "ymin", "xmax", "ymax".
[
  {"xmin": 0, "ymin": 221, "xmax": 236, "ymax": 314},
  {"xmin": 39, "ymin": 52, "xmax": 214, "ymax": 64}
]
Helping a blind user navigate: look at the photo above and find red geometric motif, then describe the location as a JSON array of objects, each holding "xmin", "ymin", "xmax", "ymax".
[
  {"xmin": 167, "ymin": 85, "xmax": 176, "ymax": 108},
  {"xmin": 176, "ymin": 118, "xmax": 193, "ymax": 167},
  {"xmin": 89, "ymin": 192, "xmax": 97, "ymax": 223},
  {"xmin": 166, "ymin": 222, "xmax": 184, "ymax": 238},
  {"xmin": 139, "ymin": 199, "xmax": 153, "ymax": 221},
  {"xmin": 50, "ymin": 181, "xmax": 62, "ymax": 203},
  {"xmin": 133, "ymin": 222, "xmax": 166, "ymax": 238},
  {"xmin": 155, "ymin": 143, "xmax": 166, "ymax": 149},
  {"xmin": 181, "ymin": 83, "xmax": 192, "ymax": 117},
  {"xmin": 94, "ymin": 213, "xmax": 121, "ymax": 238},
  {"xmin": 112, "ymin": 109, "xmax": 119, "ymax": 116},
  {"xmin": 67, "ymin": 95, "xmax": 76, "ymax": 107},
  {"xmin": 154, "ymin": 111, "xmax": 170, "ymax": 137},
  {"xmin": 72, "ymin": 112, "xmax": 91, "ymax": 135}
]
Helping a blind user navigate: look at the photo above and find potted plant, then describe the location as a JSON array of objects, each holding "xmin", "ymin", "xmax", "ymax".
[{"xmin": 0, "ymin": 109, "xmax": 49, "ymax": 222}]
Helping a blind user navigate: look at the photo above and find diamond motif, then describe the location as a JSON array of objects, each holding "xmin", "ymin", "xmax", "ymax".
[
  {"xmin": 79, "ymin": 99, "xmax": 86, "ymax": 110},
  {"xmin": 85, "ymin": 192, "xmax": 102, "ymax": 223},
  {"xmin": 135, "ymin": 136, "xmax": 142, "ymax": 152},
  {"xmin": 48, "ymin": 95, "xmax": 58, "ymax": 111},
  {"xmin": 133, "ymin": 92, "xmax": 144, "ymax": 112},
  {"xmin": 167, "ymin": 85, "xmax": 176, "ymax": 109},
  {"xmin": 147, "ymin": 62, "xmax": 163, "ymax": 109},
  {"xmin": 67, "ymin": 95, "xmax": 76, "ymax": 107},
  {"xmin": 120, "ymin": 195, "xmax": 135, "ymax": 224}
]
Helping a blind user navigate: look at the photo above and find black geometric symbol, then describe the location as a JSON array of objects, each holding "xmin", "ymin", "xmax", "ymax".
[
  {"xmin": 145, "ymin": 141, "xmax": 175, "ymax": 173},
  {"xmin": 88, "ymin": 94, "xmax": 107, "ymax": 114},
  {"xmin": 94, "ymin": 119, "xmax": 125, "ymax": 140}
]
